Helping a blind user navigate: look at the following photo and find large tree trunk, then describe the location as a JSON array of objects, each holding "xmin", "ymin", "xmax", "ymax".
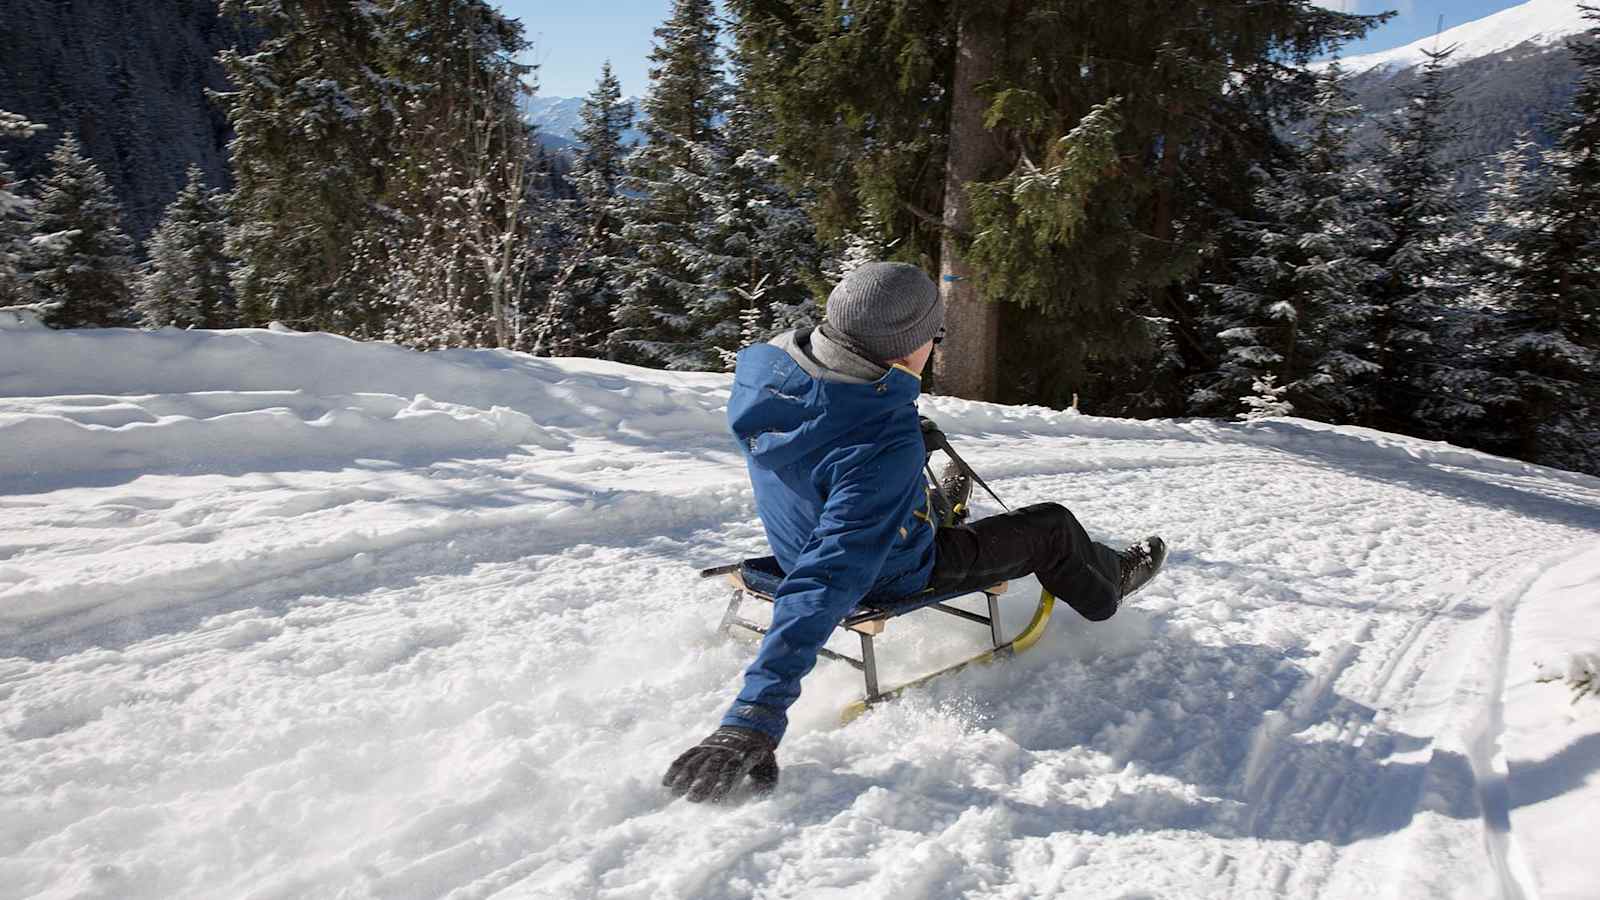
[{"xmin": 931, "ymin": 9, "xmax": 1008, "ymax": 401}]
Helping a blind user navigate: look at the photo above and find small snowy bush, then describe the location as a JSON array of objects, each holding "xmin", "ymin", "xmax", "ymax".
[
  {"xmin": 1536, "ymin": 652, "xmax": 1600, "ymax": 704},
  {"xmin": 1238, "ymin": 374, "xmax": 1293, "ymax": 422}
]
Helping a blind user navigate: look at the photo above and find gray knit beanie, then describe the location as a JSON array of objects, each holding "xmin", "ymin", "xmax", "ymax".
[{"xmin": 824, "ymin": 262, "xmax": 944, "ymax": 364}]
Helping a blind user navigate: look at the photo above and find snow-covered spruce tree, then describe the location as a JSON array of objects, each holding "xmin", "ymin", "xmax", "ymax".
[
  {"xmin": 1364, "ymin": 45, "xmax": 1473, "ymax": 437},
  {"xmin": 1471, "ymin": 135, "xmax": 1551, "ymax": 285},
  {"xmin": 216, "ymin": 0, "xmax": 399, "ymax": 332},
  {"xmin": 0, "ymin": 110, "xmax": 46, "ymax": 307},
  {"xmin": 354, "ymin": 0, "xmax": 535, "ymax": 350},
  {"xmin": 700, "ymin": 47, "xmax": 825, "ymax": 371},
  {"xmin": 1446, "ymin": 10, "xmax": 1600, "ymax": 474},
  {"xmin": 609, "ymin": 0, "xmax": 730, "ymax": 369},
  {"xmin": 1238, "ymin": 374, "xmax": 1293, "ymax": 422},
  {"xmin": 136, "ymin": 166, "xmax": 238, "ymax": 329},
  {"xmin": 1190, "ymin": 63, "xmax": 1386, "ymax": 423},
  {"xmin": 532, "ymin": 62, "xmax": 635, "ymax": 358},
  {"xmin": 703, "ymin": 141, "xmax": 824, "ymax": 368},
  {"xmin": 24, "ymin": 133, "xmax": 136, "ymax": 329},
  {"xmin": 1469, "ymin": 8, "xmax": 1600, "ymax": 473},
  {"xmin": 575, "ymin": 63, "xmax": 633, "ymax": 207},
  {"xmin": 1435, "ymin": 137, "xmax": 1552, "ymax": 456},
  {"xmin": 1191, "ymin": 188, "xmax": 1299, "ymax": 419}
]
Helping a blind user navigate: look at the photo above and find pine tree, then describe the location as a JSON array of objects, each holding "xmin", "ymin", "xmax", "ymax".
[
  {"xmin": 1471, "ymin": 136, "xmax": 1549, "ymax": 285},
  {"xmin": 25, "ymin": 133, "xmax": 136, "ymax": 329},
  {"xmin": 575, "ymin": 62, "xmax": 633, "ymax": 204},
  {"xmin": 1469, "ymin": 8, "xmax": 1600, "ymax": 473},
  {"xmin": 700, "ymin": 51, "xmax": 825, "ymax": 367},
  {"xmin": 1364, "ymin": 45, "xmax": 1473, "ymax": 436},
  {"xmin": 534, "ymin": 62, "xmax": 635, "ymax": 357},
  {"xmin": 0, "ymin": 110, "xmax": 46, "ymax": 307},
  {"xmin": 217, "ymin": 0, "xmax": 537, "ymax": 343},
  {"xmin": 1291, "ymin": 67, "xmax": 1391, "ymax": 423},
  {"xmin": 1435, "ymin": 137, "xmax": 1549, "ymax": 454},
  {"xmin": 216, "ymin": 0, "xmax": 399, "ymax": 331},
  {"xmin": 695, "ymin": 143, "xmax": 824, "ymax": 371},
  {"xmin": 727, "ymin": 1, "xmax": 1387, "ymax": 404},
  {"xmin": 608, "ymin": 4, "xmax": 828, "ymax": 370},
  {"xmin": 707, "ymin": 141, "xmax": 824, "ymax": 353},
  {"xmin": 610, "ymin": 0, "xmax": 730, "ymax": 369},
  {"xmin": 1193, "ymin": 189, "xmax": 1299, "ymax": 418},
  {"xmin": 1238, "ymin": 374, "xmax": 1293, "ymax": 422},
  {"xmin": 136, "ymin": 166, "xmax": 238, "ymax": 329},
  {"xmin": 1191, "ymin": 63, "xmax": 1385, "ymax": 423}
]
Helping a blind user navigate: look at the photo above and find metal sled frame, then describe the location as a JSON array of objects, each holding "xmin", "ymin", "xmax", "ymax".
[{"xmin": 698, "ymin": 557, "xmax": 1055, "ymax": 722}]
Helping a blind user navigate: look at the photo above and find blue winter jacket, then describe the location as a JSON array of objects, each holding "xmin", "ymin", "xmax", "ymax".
[{"xmin": 720, "ymin": 341, "xmax": 936, "ymax": 741}]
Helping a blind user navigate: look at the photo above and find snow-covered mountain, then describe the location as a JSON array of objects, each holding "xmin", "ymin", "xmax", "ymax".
[
  {"xmin": 526, "ymin": 94, "xmax": 648, "ymax": 150},
  {"xmin": 3, "ymin": 323, "xmax": 1599, "ymax": 898},
  {"xmin": 1339, "ymin": 0, "xmax": 1589, "ymax": 76},
  {"xmin": 1321, "ymin": 0, "xmax": 1591, "ymax": 194}
]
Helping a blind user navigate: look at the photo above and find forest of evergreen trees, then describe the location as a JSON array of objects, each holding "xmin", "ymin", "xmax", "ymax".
[{"xmin": 0, "ymin": 0, "xmax": 1596, "ymax": 476}]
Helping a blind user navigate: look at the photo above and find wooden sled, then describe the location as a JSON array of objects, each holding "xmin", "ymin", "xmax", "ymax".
[{"xmin": 698, "ymin": 556, "xmax": 1055, "ymax": 722}]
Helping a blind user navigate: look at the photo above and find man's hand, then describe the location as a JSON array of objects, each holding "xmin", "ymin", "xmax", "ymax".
[
  {"xmin": 662, "ymin": 726, "xmax": 779, "ymax": 803},
  {"xmin": 919, "ymin": 415, "xmax": 948, "ymax": 457}
]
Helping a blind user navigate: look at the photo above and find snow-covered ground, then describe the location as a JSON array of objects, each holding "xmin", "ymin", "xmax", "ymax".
[
  {"xmin": 1332, "ymin": 0, "xmax": 1589, "ymax": 75},
  {"xmin": 2, "ymin": 326, "xmax": 1598, "ymax": 900}
]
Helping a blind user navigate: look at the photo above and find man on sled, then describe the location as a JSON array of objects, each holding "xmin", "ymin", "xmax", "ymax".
[{"xmin": 664, "ymin": 262, "xmax": 1168, "ymax": 803}]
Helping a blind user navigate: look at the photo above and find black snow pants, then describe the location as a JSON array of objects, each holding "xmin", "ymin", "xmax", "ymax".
[{"xmin": 925, "ymin": 502, "xmax": 1122, "ymax": 621}]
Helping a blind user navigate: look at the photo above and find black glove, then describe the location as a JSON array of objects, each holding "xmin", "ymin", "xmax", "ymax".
[
  {"xmin": 920, "ymin": 416, "xmax": 948, "ymax": 457},
  {"xmin": 662, "ymin": 726, "xmax": 779, "ymax": 803}
]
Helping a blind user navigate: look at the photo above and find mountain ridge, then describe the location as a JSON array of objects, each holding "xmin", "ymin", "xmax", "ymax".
[
  {"xmin": 525, "ymin": 94, "xmax": 647, "ymax": 151},
  {"xmin": 1335, "ymin": 0, "xmax": 1589, "ymax": 75}
]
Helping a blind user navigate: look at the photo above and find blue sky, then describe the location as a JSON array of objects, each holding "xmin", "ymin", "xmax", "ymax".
[{"xmin": 495, "ymin": 0, "xmax": 1532, "ymax": 99}]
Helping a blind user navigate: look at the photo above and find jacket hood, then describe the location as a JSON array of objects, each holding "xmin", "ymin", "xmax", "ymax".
[
  {"xmin": 771, "ymin": 326, "xmax": 886, "ymax": 385},
  {"xmin": 728, "ymin": 340, "xmax": 922, "ymax": 472}
]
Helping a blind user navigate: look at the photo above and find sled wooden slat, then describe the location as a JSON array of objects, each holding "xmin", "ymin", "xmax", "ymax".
[{"xmin": 700, "ymin": 556, "xmax": 1051, "ymax": 720}]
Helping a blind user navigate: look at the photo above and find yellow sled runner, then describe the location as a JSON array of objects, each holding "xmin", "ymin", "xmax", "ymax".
[{"xmin": 699, "ymin": 556, "xmax": 1055, "ymax": 723}]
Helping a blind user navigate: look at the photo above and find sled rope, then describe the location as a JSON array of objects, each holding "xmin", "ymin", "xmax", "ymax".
[{"xmin": 925, "ymin": 428, "xmax": 1010, "ymax": 514}]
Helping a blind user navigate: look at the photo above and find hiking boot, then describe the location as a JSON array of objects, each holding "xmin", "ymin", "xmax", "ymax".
[
  {"xmin": 931, "ymin": 459, "xmax": 972, "ymax": 526},
  {"xmin": 1117, "ymin": 536, "xmax": 1167, "ymax": 599}
]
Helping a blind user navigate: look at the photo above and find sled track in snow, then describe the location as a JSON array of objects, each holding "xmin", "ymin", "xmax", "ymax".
[
  {"xmin": 1224, "ymin": 555, "xmax": 1542, "ymax": 900},
  {"xmin": 985, "ymin": 435, "xmax": 1598, "ymax": 899}
]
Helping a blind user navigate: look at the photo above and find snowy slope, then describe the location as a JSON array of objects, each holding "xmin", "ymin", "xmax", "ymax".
[
  {"xmin": 1502, "ymin": 545, "xmax": 1600, "ymax": 898},
  {"xmin": 1337, "ymin": 0, "xmax": 1589, "ymax": 75},
  {"xmin": 3, "ymin": 326, "xmax": 1600, "ymax": 899}
]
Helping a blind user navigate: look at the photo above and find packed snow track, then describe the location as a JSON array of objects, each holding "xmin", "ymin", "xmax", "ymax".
[{"xmin": 3, "ymin": 328, "xmax": 1598, "ymax": 899}]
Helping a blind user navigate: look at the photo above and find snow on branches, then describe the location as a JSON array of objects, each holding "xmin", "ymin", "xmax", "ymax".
[{"xmin": 1536, "ymin": 652, "xmax": 1600, "ymax": 705}]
